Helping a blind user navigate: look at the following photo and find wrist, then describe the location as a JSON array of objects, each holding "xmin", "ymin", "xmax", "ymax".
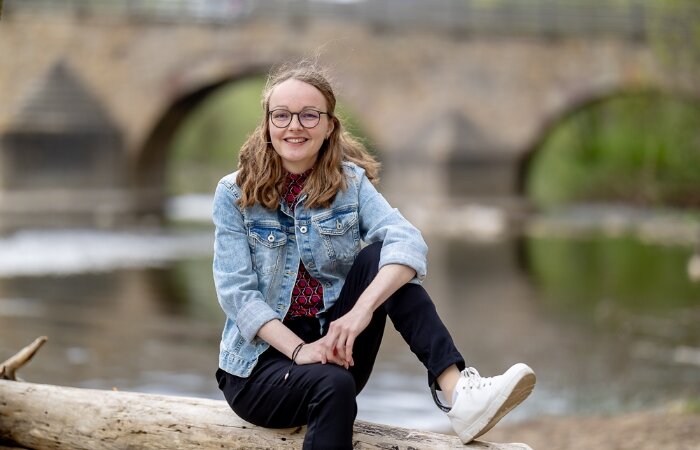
[
  {"xmin": 354, "ymin": 297, "xmax": 377, "ymax": 315},
  {"xmin": 290, "ymin": 342, "xmax": 305, "ymax": 362},
  {"xmin": 284, "ymin": 342, "xmax": 305, "ymax": 381}
]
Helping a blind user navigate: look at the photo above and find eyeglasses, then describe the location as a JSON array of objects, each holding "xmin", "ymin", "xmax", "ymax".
[{"xmin": 269, "ymin": 108, "xmax": 330, "ymax": 129}]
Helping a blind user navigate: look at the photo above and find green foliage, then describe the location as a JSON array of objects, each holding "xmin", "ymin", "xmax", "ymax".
[
  {"xmin": 526, "ymin": 92, "xmax": 700, "ymax": 208},
  {"xmin": 167, "ymin": 76, "xmax": 266, "ymax": 195},
  {"xmin": 648, "ymin": 0, "xmax": 700, "ymax": 82}
]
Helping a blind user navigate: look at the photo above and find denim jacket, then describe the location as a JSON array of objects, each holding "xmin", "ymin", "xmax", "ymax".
[{"xmin": 213, "ymin": 162, "xmax": 428, "ymax": 377}]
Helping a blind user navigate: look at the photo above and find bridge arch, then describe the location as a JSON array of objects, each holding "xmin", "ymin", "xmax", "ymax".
[
  {"xmin": 4, "ymin": 7, "xmax": 699, "ymax": 228},
  {"xmin": 134, "ymin": 62, "xmax": 271, "ymax": 198},
  {"xmin": 514, "ymin": 83, "xmax": 700, "ymax": 205},
  {"xmin": 133, "ymin": 58, "xmax": 382, "ymax": 213}
]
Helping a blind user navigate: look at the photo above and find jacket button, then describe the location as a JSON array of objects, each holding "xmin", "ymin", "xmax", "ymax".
[
  {"xmin": 299, "ymin": 226, "xmax": 308, "ymax": 233},
  {"xmin": 267, "ymin": 233, "xmax": 275, "ymax": 242}
]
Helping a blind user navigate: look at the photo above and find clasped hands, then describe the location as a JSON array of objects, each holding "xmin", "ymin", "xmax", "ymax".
[{"xmin": 294, "ymin": 304, "xmax": 373, "ymax": 369}]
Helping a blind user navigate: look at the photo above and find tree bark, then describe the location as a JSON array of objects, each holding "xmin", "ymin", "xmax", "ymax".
[{"xmin": 0, "ymin": 380, "xmax": 532, "ymax": 450}]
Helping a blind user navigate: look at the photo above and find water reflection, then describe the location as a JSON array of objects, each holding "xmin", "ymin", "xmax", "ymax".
[
  {"xmin": 435, "ymin": 235, "xmax": 700, "ymax": 417},
  {"xmin": 0, "ymin": 222, "xmax": 699, "ymax": 432}
]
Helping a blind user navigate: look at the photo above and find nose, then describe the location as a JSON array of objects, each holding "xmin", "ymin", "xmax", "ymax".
[{"xmin": 288, "ymin": 113, "xmax": 303, "ymax": 130}]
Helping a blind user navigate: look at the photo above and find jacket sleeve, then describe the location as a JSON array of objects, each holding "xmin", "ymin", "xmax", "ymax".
[
  {"xmin": 355, "ymin": 170, "xmax": 428, "ymax": 281},
  {"xmin": 212, "ymin": 180, "xmax": 279, "ymax": 342}
]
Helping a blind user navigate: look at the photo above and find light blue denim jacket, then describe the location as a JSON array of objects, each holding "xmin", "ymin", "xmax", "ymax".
[{"xmin": 213, "ymin": 162, "xmax": 428, "ymax": 377}]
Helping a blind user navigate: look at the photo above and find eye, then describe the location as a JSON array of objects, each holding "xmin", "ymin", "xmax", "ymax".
[
  {"xmin": 300, "ymin": 110, "xmax": 321, "ymax": 121},
  {"xmin": 272, "ymin": 110, "xmax": 291, "ymax": 121}
]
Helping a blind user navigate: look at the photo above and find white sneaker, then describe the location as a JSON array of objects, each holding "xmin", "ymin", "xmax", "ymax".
[{"xmin": 446, "ymin": 363, "xmax": 536, "ymax": 443}]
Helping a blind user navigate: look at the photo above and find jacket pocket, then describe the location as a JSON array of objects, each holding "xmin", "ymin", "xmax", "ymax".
[
  {"xmin": 248, "ymin": 225, "xmax": 286, "ymax": 275},
  {"xmin": 313, "ymin": 207, "xmax": 360, "ymax": 270}
]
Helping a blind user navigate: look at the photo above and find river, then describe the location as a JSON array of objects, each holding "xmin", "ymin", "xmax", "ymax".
[{"xmin": 1, "ymin": 198, "xmax": 699, "ymax": 433}]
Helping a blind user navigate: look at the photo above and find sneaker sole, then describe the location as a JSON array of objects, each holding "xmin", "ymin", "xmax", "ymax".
[{"xmin": 460, "ymin": 364, "xmax": 536, "ymax": 443}]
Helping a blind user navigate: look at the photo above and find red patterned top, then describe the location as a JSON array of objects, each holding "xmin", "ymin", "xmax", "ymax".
[{"xmin": 283, "ymin": 170, "xmax": 324, "ymax": 319}]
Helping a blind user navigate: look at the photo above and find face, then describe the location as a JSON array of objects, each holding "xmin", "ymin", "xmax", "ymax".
[{"xmin": 267, "ymin": 78, "xmax": 334, "ymax": 174}]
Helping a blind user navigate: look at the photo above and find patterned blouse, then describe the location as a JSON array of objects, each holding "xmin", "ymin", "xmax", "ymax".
[{"xmin": 282, "ymin": 170, "xmax": 324, "ymax": 319}]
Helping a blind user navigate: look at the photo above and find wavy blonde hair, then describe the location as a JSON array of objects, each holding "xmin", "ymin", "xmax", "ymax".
[{"xmin": 236, "ymin": 63, "xmax": 380, "ymax": 210}]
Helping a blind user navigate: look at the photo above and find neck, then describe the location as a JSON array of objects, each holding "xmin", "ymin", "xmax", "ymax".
[{"xmin": 284, "ymin": 163, "xmax": 314, "ymax": 175}]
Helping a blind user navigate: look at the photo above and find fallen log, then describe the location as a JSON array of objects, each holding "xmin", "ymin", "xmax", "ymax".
[
  {"xmin": 0, "ymin": 381, "xmax": 532, "ymax": 450},
  {"xmin": 0, "ymin": 339, "xmax": 533, "ymax": 449}
]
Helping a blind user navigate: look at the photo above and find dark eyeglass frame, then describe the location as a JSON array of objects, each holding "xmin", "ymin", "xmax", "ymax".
[{"xmin": 268, "ymin": 108, "xmax": 330, "ymax": 129}]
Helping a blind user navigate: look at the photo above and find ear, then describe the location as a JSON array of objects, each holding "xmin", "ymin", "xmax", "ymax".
[{"xmin": 326, "ymin": 118, "xmax": 335, "ymax": 139}]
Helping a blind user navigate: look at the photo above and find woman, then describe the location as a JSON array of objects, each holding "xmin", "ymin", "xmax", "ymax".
[{"xmin": 213, "ymin": 63, "xmax": 535, "ymax": 449}]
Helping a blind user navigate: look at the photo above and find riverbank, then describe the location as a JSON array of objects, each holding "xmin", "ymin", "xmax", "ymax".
[{"xmin": 483, "ymin": 408, "xmax": 700, "ymax": 450}]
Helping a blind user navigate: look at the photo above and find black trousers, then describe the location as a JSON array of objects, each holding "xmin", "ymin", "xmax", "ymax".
[{"xmin": 216, "ymin": 242, "xmax": 465, "ymax": 450}]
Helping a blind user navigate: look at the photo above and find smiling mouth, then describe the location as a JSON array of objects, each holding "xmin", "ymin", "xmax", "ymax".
[{"xmin": 284, "ymin": 137, "xmax": 308, "ymax": 144}]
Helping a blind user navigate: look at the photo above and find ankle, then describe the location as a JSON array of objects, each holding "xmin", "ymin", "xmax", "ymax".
[
  {"xmin": 442, "ymin": 388, "xmax": 454, "ymax": 408},
  {"xmin": 436, "ymin": 365, "xmax": 461, "ymax": 407}
]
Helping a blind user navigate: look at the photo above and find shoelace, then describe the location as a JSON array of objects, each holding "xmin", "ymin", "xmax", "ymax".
[
  {"xmin": 461, "ymin": 367, "xmax": 493, "ymax": 390},
  {"xmin": 430, "ymin": 367, "xmax": 493, "ymax": 412}
]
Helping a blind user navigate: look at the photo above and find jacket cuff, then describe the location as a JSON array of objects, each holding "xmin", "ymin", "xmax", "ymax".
[
  {"xmin": 378, "ymin": 241, "xmax": 427, "ymax": 281},
  {"xmin": 237, "ymin": 300, "xmax": 280, "ymax": 342}
]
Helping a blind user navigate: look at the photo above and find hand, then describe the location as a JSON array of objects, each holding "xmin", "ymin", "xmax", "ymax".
[
  {"xmin": 294, "ymin": 338, "xmax": 347, "ymax": 367},
  {"xmin": 324, "ymin": 305, "xmax": 373, "ymax": 368}
]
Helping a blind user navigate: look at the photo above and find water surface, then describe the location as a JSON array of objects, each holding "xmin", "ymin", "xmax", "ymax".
[{"xmin": 1, "ymin": 211, "xmax": 699, "ymax": 432}]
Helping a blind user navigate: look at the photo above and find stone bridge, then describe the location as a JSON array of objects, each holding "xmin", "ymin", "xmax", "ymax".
[{"xmin": 0, "ymin": 0, "xmax": 698, "ymax": 229}]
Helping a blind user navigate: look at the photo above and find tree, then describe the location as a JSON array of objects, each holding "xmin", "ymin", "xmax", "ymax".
[{"xmin": 648, "ymin": 0, "xmax": 700, "ymax": 89}]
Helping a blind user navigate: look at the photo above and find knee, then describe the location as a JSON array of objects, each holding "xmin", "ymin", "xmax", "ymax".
[{"xmin": 316, "ymin": 366, "xmax": 356, "ymax": 402}]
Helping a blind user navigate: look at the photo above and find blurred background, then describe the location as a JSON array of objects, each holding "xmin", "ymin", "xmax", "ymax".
[{"xmin": 1, "ymin": 0, "xmax": 700, "ymax": 439}]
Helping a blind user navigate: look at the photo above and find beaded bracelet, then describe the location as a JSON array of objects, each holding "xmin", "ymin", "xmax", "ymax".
[{"xmin": 283, "ymin": 342, "xmax": 305, "ymax": 381}]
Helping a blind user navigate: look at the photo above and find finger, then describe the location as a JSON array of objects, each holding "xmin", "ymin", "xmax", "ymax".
[
  {"xmin": 314, "ymin": 339, "xmax": 328, "ymax": 365},
  {"xmin": 327, "ymin": 327, "xmax": 345, "ymax": 360},
  {"xmin": 344, "ymin": 334, "xmax": 356, "ymax": 365},
  {"xmin": 335, "ymin": 334, "xmax": 348, "ymax": 362},
  {"xmin": 331, "ymin": 356, "xmax": 347, "ymax": 368},
  {"xmin": 333, "ymin": 343, "xmax": 344, "ymax": 362},
  {"xmin": 336, "ymin": 355, "xmax": 349, "ymax": 369},
  {"xmin": 325, "ymin": 326, "xmax": 340, "ymax": 354},
  {"xmin": 325, "ymin": 343, "xmax": 347, "ymax": 367},
  {"xmin": 325, "ymin": 325, "xmax": 349, "ymax": 367},
  {"xmin": 324, "ymin": 342, "xmax": 337, "ymax": 365}
]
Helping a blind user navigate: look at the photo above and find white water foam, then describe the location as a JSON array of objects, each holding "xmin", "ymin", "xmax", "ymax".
[{"xmin": 0, "ymin": 228, "xmax": 213, "ymax": 277}]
